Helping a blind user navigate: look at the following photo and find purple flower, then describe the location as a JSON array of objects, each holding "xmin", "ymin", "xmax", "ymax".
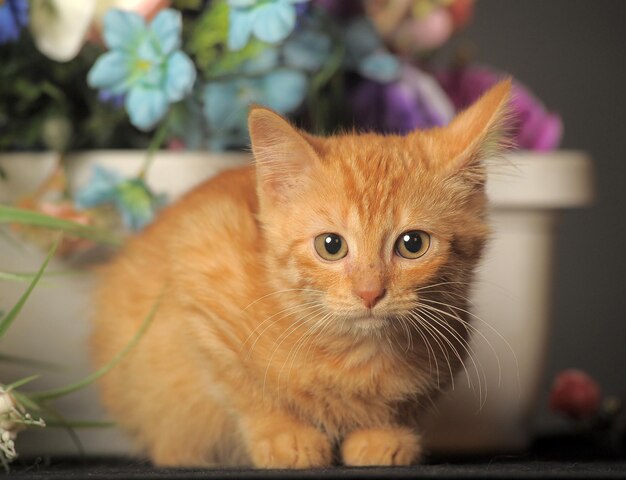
[
  {"xmin": 0, "ymin": 0, "xmax": 28, "ymax": 44},
  {"xmin": 98, "ymin": 90, "xmax": 126, "ymax": 109},
  {"xmin": 436, "ymin": 67, "xmax": 563, "ymax": 151},
  {"xmin": 349, "ymin": 64, "xmax": 454, "ymax": 134}
]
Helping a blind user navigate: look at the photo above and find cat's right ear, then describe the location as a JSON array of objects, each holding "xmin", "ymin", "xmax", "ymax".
[{"xmin": 248, "ymin": 106, "xmax": 320, "ymax": 204}]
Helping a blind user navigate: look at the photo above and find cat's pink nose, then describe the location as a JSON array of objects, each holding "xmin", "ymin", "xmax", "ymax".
[{"xmin": 355, "ymin": 288, "xmax": 386, "ymax": 309}]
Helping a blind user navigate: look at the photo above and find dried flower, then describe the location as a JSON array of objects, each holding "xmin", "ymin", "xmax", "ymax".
[{"xmin": 0, "ymin": 387, "xmax": 45, "ymax": 466}]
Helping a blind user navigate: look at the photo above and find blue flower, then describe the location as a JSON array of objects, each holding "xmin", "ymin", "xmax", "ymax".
[
  {"xmin": 358, "ymin": 51, "xmax": 401, "ymax": 83},
  {"xmin": 283, "ymin": 29, "xmax": 331, "ymax": 72},
  {"xmin": 0, "ymin": 0, "xmax": 28, "ymax": 44},
  {"xmin": 87, "ymin": 9, "xmax": 196, "ymax": 131},
  {"xmin": 344, "ymin": 17, "xmax": 400, "ymax": 83},
  {"xmin": 227, "ymin": 0, "xmax": 310, "ymax": 51},
  {"xmin": 75, "ymin": 166, "xmax": 164, "ymax": 230},
  {"xmin": 203, "ymin": 68, "xmax": 307, "ymax": 148}
]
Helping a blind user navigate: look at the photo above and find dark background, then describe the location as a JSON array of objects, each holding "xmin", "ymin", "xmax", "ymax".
[{"xmin": 457, "ymin": 0, "xmax": 626, "ymax": 427}]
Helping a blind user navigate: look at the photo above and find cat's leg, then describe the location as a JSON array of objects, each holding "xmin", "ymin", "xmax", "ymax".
[
  {"xmin": 340, "ymin": 426, "xmax": 422, "ymax": 466},
  {"xmin": 238, "ymin": 410, "xmax": 332, "ymax": 468}
]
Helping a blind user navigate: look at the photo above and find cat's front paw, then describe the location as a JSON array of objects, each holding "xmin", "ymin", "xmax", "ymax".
[
  {"xmin": 341, "ymin": 427, "xmax": 421, "ymax": 466},
  {"xmin": 249, "ymin": 425, "xmax": 332, "ymax": 469}
]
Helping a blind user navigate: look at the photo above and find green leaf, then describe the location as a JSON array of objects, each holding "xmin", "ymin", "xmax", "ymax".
[
  {"xmin": 0, "ymin": 270, "xmax": 83, "ymax": 283},
  {"xmin": 0, "ymin": 235, "xmax": 60, "ymax": 338},
  {"xmin": 31, "ymin": 294, "xmax": 161, "ymax": 401},
  {"xmin": 0, "ymin": 205, "xmax": 122, "ymax": 246}
]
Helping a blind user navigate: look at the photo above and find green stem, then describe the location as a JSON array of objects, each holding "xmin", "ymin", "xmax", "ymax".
[
  {"xmin": 138, "ymin": 116, "xmax": 171, "ymax": 180},
  {"xmin": 43, "ymin": 419, "xmax": 115, "ymax": 429}
]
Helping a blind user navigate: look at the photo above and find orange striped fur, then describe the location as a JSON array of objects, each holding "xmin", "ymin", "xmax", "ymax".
[{"xmin": 91, "ymin": 80, "xmax": 511, "ymax": 467}]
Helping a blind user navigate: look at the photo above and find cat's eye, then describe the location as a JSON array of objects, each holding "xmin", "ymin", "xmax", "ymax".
[
  {"xmin": 395, "ymin": 231, "xmax": 431, "ymax": 259},
  {"xmin": 314, "ymin": 233, "xmax": 348, "ymax": 261}
]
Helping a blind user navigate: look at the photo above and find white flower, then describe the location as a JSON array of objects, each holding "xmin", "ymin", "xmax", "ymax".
[
  {"xmin": 29, "ymin": 0, "xmax": 170, "ymax": 62},
  {"xmin": 30, "ymin": 0, "xmax": 97, "ymax": 62}
]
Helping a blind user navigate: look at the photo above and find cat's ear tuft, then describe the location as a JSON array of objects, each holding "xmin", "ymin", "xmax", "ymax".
[
  {"xmin": 248, "ymin": 106, "xmax": 320, "ymax": 203},
  {"xmin": 427, "ymin": 78, "xmax": 513, "ymax": 185}
]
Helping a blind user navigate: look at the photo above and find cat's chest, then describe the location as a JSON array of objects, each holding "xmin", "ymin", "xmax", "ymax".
[{"xmin": 282, "ymin": 343, "xmax": 427, "ymax": 432}]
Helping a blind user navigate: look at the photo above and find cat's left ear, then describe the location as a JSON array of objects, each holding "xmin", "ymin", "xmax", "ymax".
[
  {"xmin": 248, "ymin": 106, "xmax": 320, "ymax": 204},
  {"xmin": 424, "ymin": 78, "xmax": 512, "ymax": 185}
]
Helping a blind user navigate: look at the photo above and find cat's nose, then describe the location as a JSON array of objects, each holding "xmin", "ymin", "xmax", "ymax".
[{"xmin": 355, "ymin": 288, "xmax": 386, "ymax": 309}]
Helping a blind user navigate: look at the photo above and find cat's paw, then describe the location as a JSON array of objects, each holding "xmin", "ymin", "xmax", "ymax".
[
  {"xmin": 249, "ymin": 425, "xmax": 332, "ymax": 469},
  {"xmin": 341, "ymin": 427, "xmax": 421, "ymax": 466}
]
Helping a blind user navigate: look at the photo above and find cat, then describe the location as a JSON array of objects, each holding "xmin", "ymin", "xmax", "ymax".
[{"xmin": 90, "ymin": 79, "xmax": 511, "ymax": 468}]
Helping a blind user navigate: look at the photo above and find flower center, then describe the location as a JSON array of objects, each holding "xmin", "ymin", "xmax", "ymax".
[{"xmin": 136, "ymin": 59, "xmax": 153, "ymax": 72}]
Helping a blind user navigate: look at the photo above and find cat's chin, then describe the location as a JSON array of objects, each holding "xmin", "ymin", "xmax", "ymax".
[{"xmin": 349, "ymin": 314, "xmax": 389, "ymax": 334}]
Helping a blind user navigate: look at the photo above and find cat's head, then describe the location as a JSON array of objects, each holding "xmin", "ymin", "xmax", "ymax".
[{"xmin": 249, "ymin": 80, "xmax": 511, "ymax": 337}]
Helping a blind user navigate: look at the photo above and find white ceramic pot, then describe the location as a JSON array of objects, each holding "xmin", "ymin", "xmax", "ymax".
[{"xmin": 0, "ymin": 150, "xmax": 593, "ymax": 456}]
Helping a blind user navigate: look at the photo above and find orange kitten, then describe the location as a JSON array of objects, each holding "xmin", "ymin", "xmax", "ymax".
[{"xmin": 91, "ymin": 80, "xmax": 511, "ymax": 468}]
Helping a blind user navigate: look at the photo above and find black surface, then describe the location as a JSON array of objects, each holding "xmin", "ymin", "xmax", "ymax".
[
  {"xmin": 7, "ymin": 458, "xmax": 626, "ymax": 479},
  {"xmin": 8, "ymin": 435, "xmax": 626, "ymax": 479}
]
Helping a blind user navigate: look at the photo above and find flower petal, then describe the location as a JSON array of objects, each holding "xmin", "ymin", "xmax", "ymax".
[
  {"xmin": 150, "ymin": 8, "xmax": 182, "ymax": 55},
  {"xmin": 283, "ymin": 29, "xmax": 331, "ymax": 72},
  {"xmin": 228, "ymin": 8, "xmax": 254, "ymax": 50},
  {"xmin": 358, "ymin": 51, "xmax": 401, "ymax": 83},
  {"xmin": 87, "ymin": 51, "xmax": 132, "ymax": 93},
  {"xmin": 125, "ymin": 86, "xmax": 169, "ymax": 130},
  {"xmin": 103, "ymin": 9, "xmax": 145, "ymax": 51},
  {"xmin": 75, "ymin": 165, "xmax": 122, "ymax": 209},
  {"xmin": 30, "ymin": 0, "xmax": 96, "ymax": 61},
  {"xmin": 344, "ymin": 18, "xmax": 381, "ymax": 65},
  {"xmin": 136, "ymin": 36, "xmax": 162, "ymax": 63},
  {"xmin": 203, "ymin": 81, "xmax": 244, "ymax": 130},
  {"xmin": 261, "ymin": 69, "xmax": 307, "ymax": 113},
  {"xmin": 252, "ymin": 3, "xmax": 296, "ymax": 44},
  {"xmin": 164, "ymin": 51, "xmax": 196, "ymax": 102},
  {"xmin": 240, "ymin": 47, "xmax": 279, "ymax": 75}
]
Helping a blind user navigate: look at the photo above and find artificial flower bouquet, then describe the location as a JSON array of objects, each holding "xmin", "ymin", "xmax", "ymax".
[{"xmin": 0, "ymin": 0, "xmax": 562, "ymax": 244}]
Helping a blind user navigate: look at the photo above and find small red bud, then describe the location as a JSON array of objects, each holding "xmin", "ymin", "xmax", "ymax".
[{"xmin": 549, "ymin": 369, "xmax": 602, "ymax": 420}]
